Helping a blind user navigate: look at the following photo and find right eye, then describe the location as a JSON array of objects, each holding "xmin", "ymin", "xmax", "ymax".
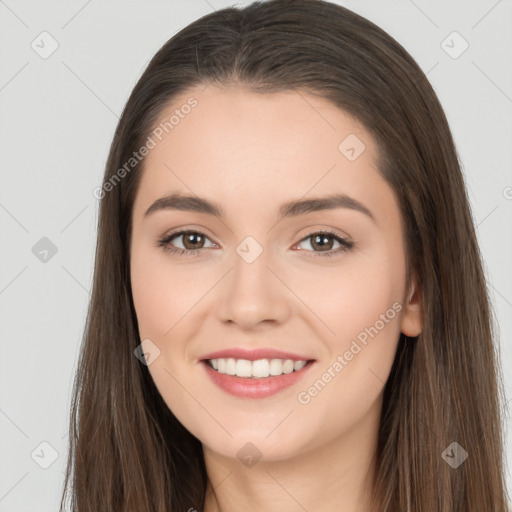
[{"xmin": 157, "ymin": 230, "xmax": 216, "ymax": 256}]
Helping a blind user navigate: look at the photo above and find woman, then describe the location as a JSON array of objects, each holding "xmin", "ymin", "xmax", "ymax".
[{"xmin": 60, "ymin": 0, "xmax": 510, "ymax": 510}]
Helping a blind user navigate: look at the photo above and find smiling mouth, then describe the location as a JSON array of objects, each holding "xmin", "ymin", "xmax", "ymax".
[{"xmin": 204, "ymin": 357, "xmax": 314, "ymax": 379}]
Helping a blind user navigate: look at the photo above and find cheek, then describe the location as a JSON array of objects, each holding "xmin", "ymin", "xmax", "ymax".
[
  {"xmin": 130, "ymin": 254, "xmax": 208, "ymax": 436},
  {"xmin": 297, "ymin": 248, "xmax": 406, "ymax": 344},
  {"xmin": 130, "ymin": 245, "xmax": 185, "ymax": 338},
  {"xmin": 337, "ymin": 265, "xmax": 402, "ymax": 341},
  {"xmin": 341, "ymin": 256, "xmax": 405, "ymax": 374},
  {"xmin": 296, "ymin": 250, "xmax": 405, "ymax": 414},
  {"xmin": 292, "ymin": 245, "xmax": 405, "ymax": 407}
]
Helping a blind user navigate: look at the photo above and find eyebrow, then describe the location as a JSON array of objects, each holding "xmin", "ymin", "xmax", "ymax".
[{"xmin": 144, "ymin": 192, "xmax": 375, "ymax": 223}]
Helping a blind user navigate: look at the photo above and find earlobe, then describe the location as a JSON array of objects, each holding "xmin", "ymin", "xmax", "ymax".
[{"xmin": 400, "ymin": 273, "xmax": 422, "ymax": 337}]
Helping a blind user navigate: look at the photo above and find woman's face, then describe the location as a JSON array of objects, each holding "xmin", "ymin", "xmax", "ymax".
[{"xmin": 130, "ymin": 84, "xmax": 421, "ymax": 463}]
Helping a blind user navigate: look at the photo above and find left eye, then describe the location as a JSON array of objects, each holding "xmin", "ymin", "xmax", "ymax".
[
  {"xmin": 157, "ymin": 229, "xmax": 353, "ymax": 258},
  {"xmin": 295, "ymin": 232, "xmax": 351, "ymax": 255}
]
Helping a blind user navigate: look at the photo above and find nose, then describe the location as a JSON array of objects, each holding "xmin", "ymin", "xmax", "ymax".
[{"xmin": 216, "ymin": 246, "xmax": 293, "ymax": 330}]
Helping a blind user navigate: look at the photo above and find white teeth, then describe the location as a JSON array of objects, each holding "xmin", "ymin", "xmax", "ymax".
[
  {"xmin": 294, "ymin": 360, "xmax": 307, "ymax": 371},
  {"xmin": 208, "ymin": 358, "xmax": 309, "ymax": 378},
  {"xmin": 252, "ymin": 359, "xmax": 270, "ymax": 378},
  {"xmin": 269, "ymin": 358, "xmax": 283, "ymax": 376},
  {"xmin": 282, "ymin": 359, "xmax": 294, "ymax": 374},
  {"xmin": 235, "ymin": 359, "xmax": 252, "ymax": 377},
  {"xmin": 225, "ymin": 358, "xmax": 237, "ymax": 375}
]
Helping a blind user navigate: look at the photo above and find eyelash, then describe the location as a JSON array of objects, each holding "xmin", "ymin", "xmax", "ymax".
[{"xmin": 156, "ymin": 229, "xmax": 354, "ymax": 259}]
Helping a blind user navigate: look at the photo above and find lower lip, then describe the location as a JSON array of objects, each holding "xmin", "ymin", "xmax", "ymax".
[{"xmin": 201, "ymin": 360, "xmax": 315, "ymax": 399}]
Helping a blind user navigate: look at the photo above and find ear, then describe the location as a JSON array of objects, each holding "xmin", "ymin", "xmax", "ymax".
[{"xmin": 400, "ymin": 271, "xmax": 422, "ymax": 337}]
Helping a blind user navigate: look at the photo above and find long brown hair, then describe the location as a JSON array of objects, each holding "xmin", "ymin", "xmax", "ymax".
[{"xmin": 59, "ymin": 1, "xmax": 510, "ymax": 510}]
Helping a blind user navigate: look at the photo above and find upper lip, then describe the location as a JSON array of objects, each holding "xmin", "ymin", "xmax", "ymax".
[{"xmin": 199, "ymin": 348, "xmax": 315, "ymax": 362}]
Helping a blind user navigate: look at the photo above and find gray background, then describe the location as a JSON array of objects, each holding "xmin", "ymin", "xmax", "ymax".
[{"xmin": 1, "ymin": 0, "xmax": 511, "ymax": 510}]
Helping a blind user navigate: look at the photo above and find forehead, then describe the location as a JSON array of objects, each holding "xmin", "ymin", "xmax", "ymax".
[
  {"xmin": 148, "ymin": 83, "xmax": 375, "ymax": 160},
  {"xmin": 133, "ymin": 84, "xmax": 393, "ymax": 221}
]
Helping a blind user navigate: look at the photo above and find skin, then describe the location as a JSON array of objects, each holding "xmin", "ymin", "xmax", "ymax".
[{"xmin": 130, "ymin": 83, "xmax": 422, "ymax": 512}]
